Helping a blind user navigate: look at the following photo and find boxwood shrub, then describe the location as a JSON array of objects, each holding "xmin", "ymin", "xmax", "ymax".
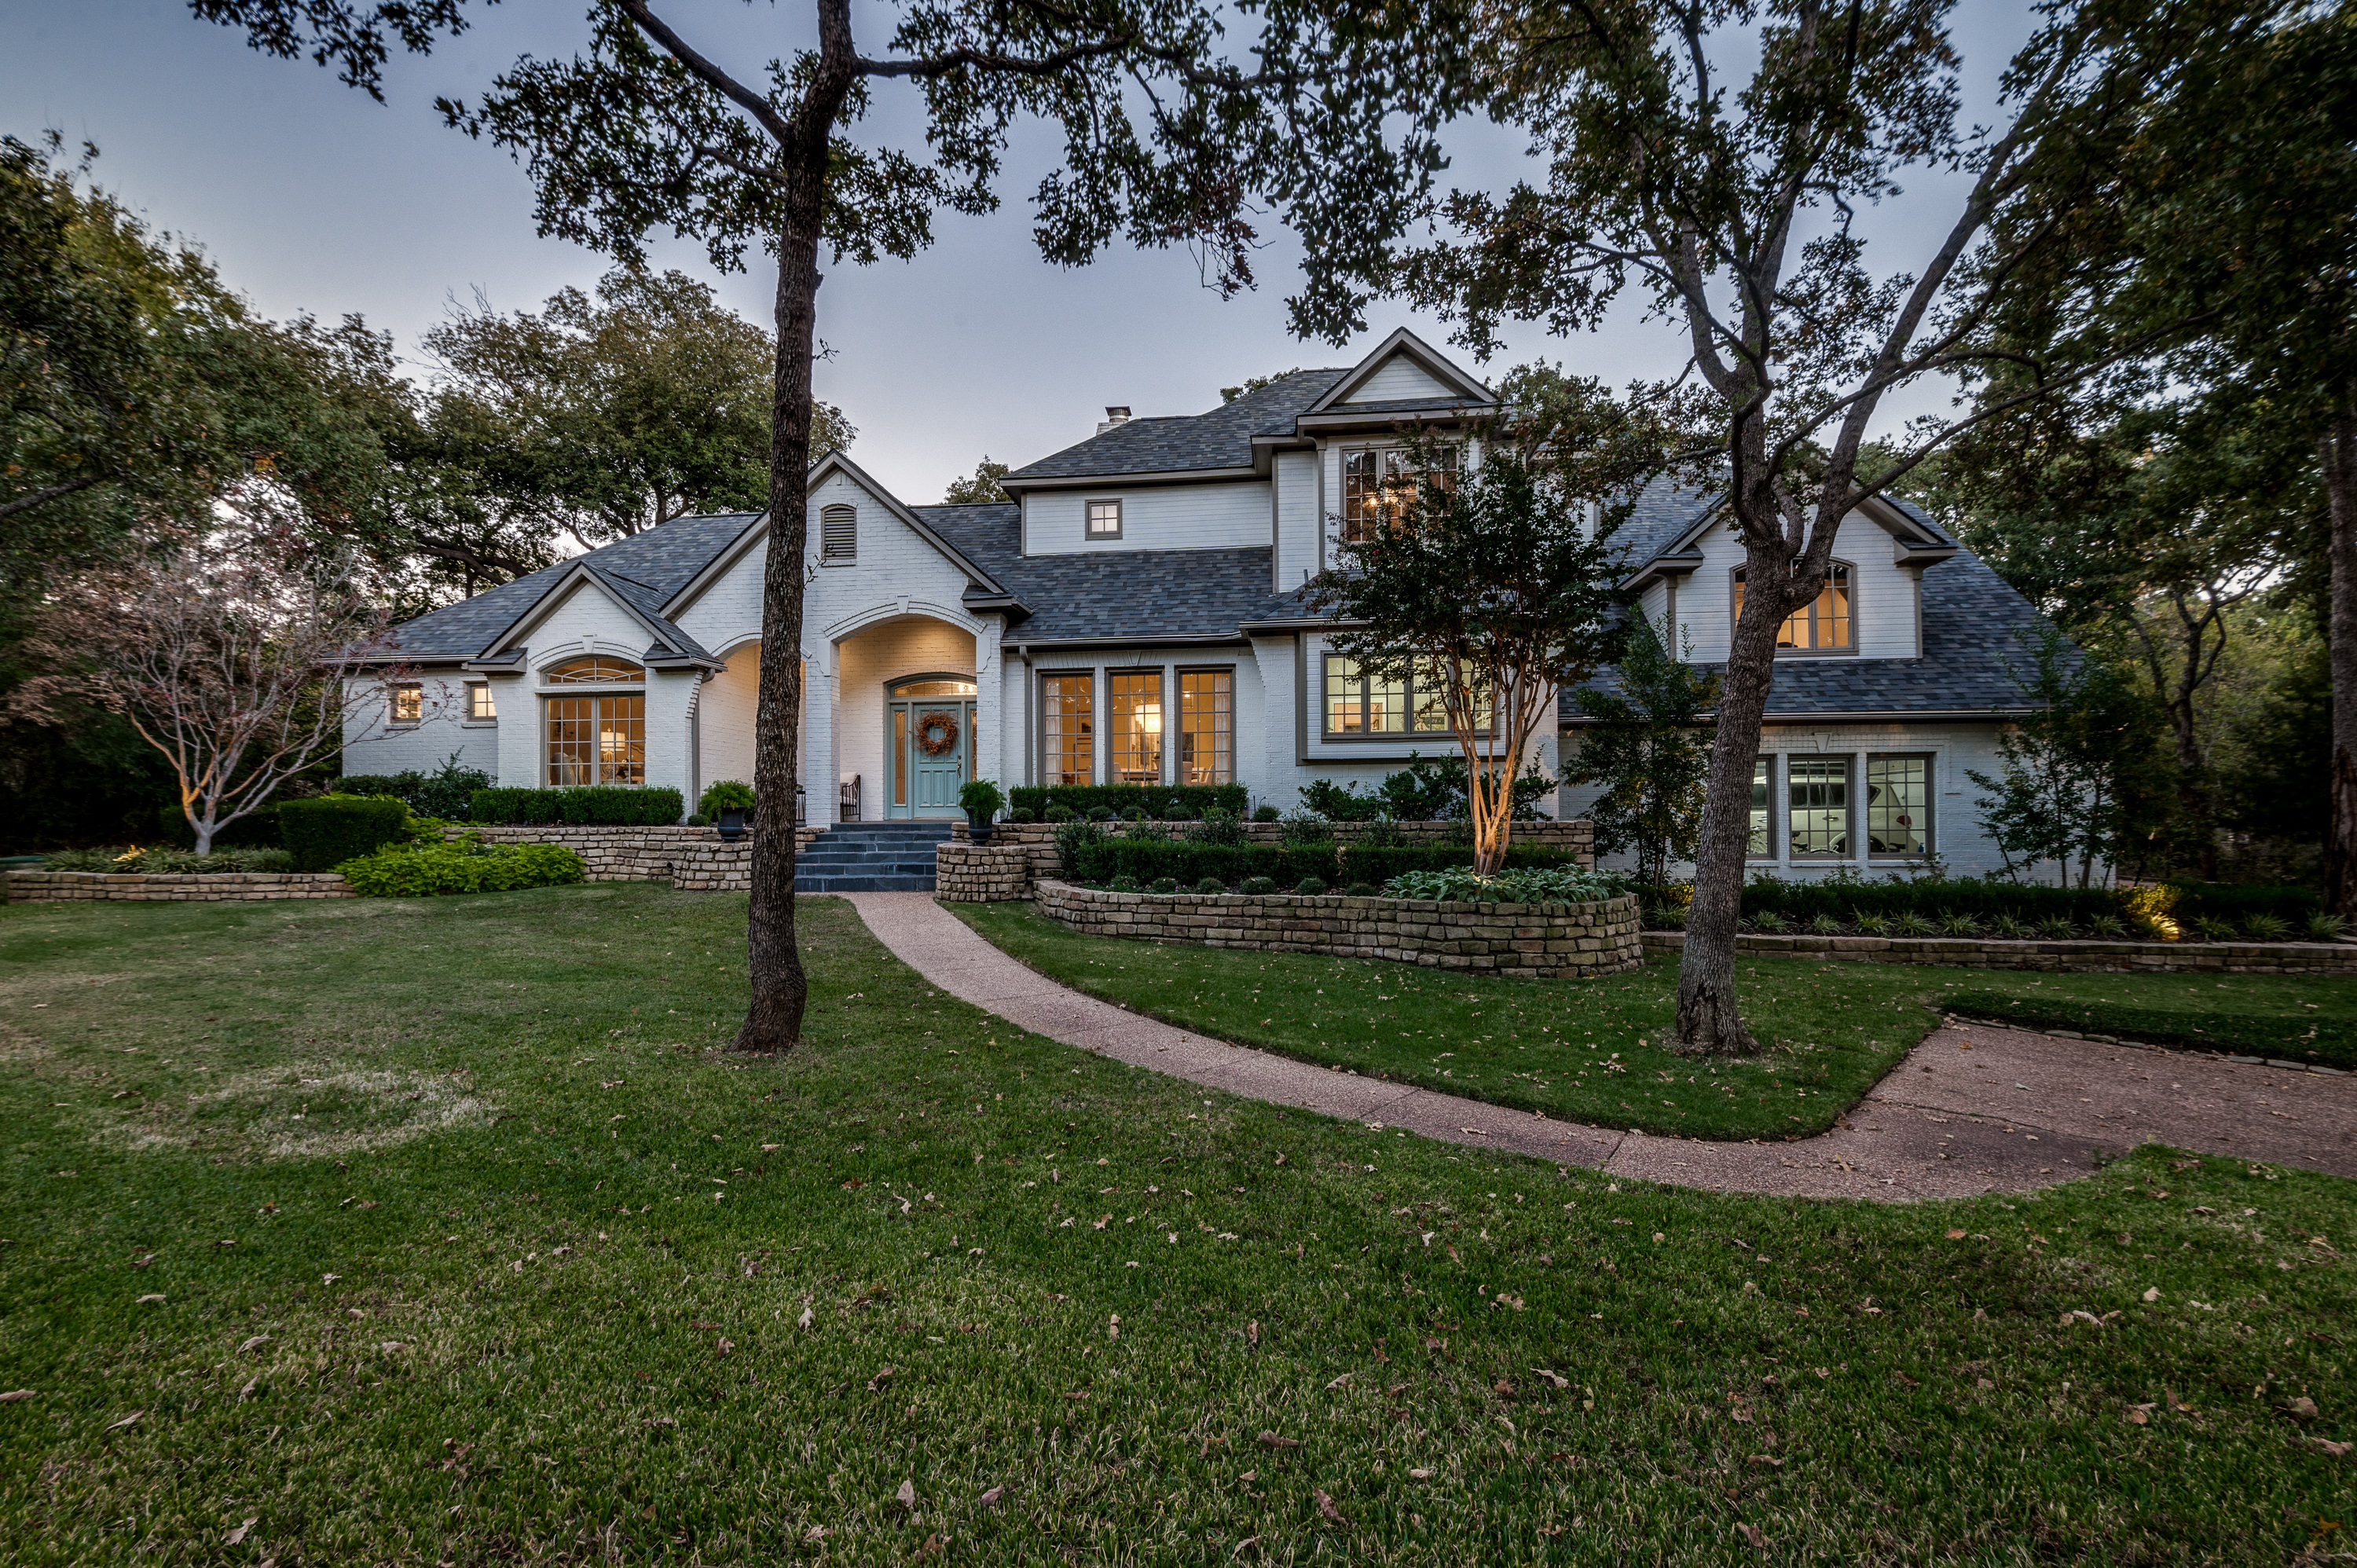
[
  {"xmin": 1338, "ymin": 844, "xmax": 1585, "ymax": 884},
  {"xmin": 1008, "ymin": 782, "xmax": 1247, "ymax": 820},
  {"xmin": 467, "ymin": 786, "xmax": 685, "ymax": 826},
  {"xmin": 277, "ymin": 796, "xmax": 412, "ymax": 872},
  {"xmin": 1073, "ymin": 841, "xmax": 1341, "ymax": 888},
  {"xmin": 1937, "ymin": 988, "xmax": 2356, "ymax": 1071},
  {"xmin": 338, "ymin": 840, "xmax": 587, "ymax": 897},
  {"xmin": 1735, "ymin": 877, "xmax": 2323, "ymax": 934}
]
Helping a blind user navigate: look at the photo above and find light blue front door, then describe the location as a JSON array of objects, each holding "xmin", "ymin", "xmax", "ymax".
[{"xmin": 886, "ymin": 691, "xmax": 973, "ymax": 818}]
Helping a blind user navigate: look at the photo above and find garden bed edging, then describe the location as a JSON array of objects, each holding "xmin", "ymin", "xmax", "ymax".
[
  {"xmin": 1640, "ymin": 928, "xmax": 2357, "ymax": 976},
  {"xmin": 6, "ymin": 870, "xmax": 354, "ymax": 902}
]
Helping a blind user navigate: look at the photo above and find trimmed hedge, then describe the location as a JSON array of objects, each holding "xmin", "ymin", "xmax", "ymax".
[
  {"xmin": 153, "ymin": 804, "xmax": 281, "ymax": 850},
  {"xmin": 1736, "ymin": 877, "xmax": 2324, "ymax": 932},
  {"xmin": 467, "ymin": 786, "xmax": 685, "ymax": 826},
  {"xmin": 2164, "ymin": 883, "xmax": 2325, "ymax": 922},
  {"xmin": 335, "ymin": 763, "xmax": 492, "ymax": 820},
  {"xmin": 1338, "ymin": 844, "xmax": 1585, "ymax": 884},
  {"xmin": 1073, "ymin": 841, "xmax": 1342, "ymax": 888},
  {"xmin": 1008, "ymin": 783, "xmax": 1248, "ymax": 820},
  {"xmin": 339, "ymin": 840, "xmax": 587, "ymax": 898},
  {"xmin": 1939, "ymin": 989, "xmax": 2357, "ymax": 1072},
  {"xmin": 277, "ymin": 796, "xmax": 412, "ymax": 872}
]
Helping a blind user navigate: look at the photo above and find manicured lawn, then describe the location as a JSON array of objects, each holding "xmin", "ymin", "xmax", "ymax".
[
  {"xmin": 0, "ymin": 885, "xmax": 2350, "ymax": 1565},
  {"xmin": 951, "ymin": 900, "xmax": 2357, "ymax": 1138}
]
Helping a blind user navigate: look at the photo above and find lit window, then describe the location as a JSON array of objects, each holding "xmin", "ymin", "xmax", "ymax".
[
  {"xmin": 547, "ymin": 694, "xmax": 644, "ymax": 786},
  {"xmin": 467, "ymin": 682, "xmax": 496, "ymax": 722},
  {"xmin": 544, "ymin": 657, "xmax": 645, "ymax": 685},
  {"xmin": 1109, "ymin": 672, "xmax": 1163, "ymax": 782},
  {"xmin": 1734, "ymin": 563, "xmax": 1853, "ymax": 650},
  {"xmin": 1748, "ymin": 757, "xmax": 1772, "ymax": 857},
  {"xmin": 1867, "ymin": 755, "xmax": 1930, "ymax": 856},
  {"xmin": 820, "ymin": 503, "xmax": 856, "ymax": 562},
  {"xmin": 389, "ymin": 684, "xmax": 422, "ymax": 725},
  {"xmin": 1178, "ymin": 671, "xmax": 1232, "ymax": 784},
  {"xmin": 1342, "ymin": 445, "xmax": 1457, "ymax": 544},
  {"xmin": 1042, "ymin": 674, "xmax": 1094, "ymax": 786},
  {"xmin": 1322, "ymin": 654, "xmax": 1490, "ymax": 738},
  {"xmin": 1086, "ymin": 500, "xmax": 1122, "ymax": 539},
  {"xmin": 1787, "ymin": 757, "xmax": 1849, "ymax": 858}
]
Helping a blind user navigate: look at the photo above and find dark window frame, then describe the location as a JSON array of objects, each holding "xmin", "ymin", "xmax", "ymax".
[
  {"xmin": 1731, "ymin": 560, "xmax": 1857, "ymax": 657},
  {"xmin": 1084, "ymin": 498, "xmax": 1123, "ymax": 540},
  {"xmin": 1864, "ymin": 751, "xmax": 1935, "ymax": 859}
]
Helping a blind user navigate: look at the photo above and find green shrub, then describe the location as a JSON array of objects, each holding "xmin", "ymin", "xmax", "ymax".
[
  {"xmin": 2035, "ymin": 915, "xmax": 2078, "ymax": 940},
  {"xmin": 1355, "ymin": 816, "xmax": 1408, "ymax": 849},
  {"xmin": 2190, "ymin": 915, "xmax": 2238, "ymax": 942},
  {"xmin": 1043, "ymin": 804, "xmax": 1076, "ymax": 822},
  {"xmin": 46, "ymin": 845, "xmax": 294, "ymax": 874},
  {"xmin": 700, "ymin": 779, "xmax": 756, "ymax": 816},
  {"xmin": 1383, "ymin": 866, "xmax": 1628, "ymax": 904},
  {"xmin": 1893, "ymin": 911, "xmax": 1937, "ymax": 937},
  {"xmin": 959, "ymin": 779, "xmax": 1006, "ymax": 819},
  {"xmin": 1186, "ymin": 809, "xmax": 1248, "ymax": 847},
  {"xmin": 2306, "ymin": 912, "xmax": 2349, "ymax": 941},
  {"xmin": 1006, "ymin": 782, "xmax": 1247, "ymax": 819},
  {"xmin": 339, "ymin": 838, "xmax": 586, "ymax": 898},
  {"xmin": 1989, "ymin": 914, "xmax": 2030, "ymax": 938},
  {"xmin": 1940, "ymin": 911, "xmax": 1980, "ymax": 936},
  {"xmin": 1251, "ymin": 805, "xmax": 1280, "ymax": 823},
  {"xmin": 277, "ymin": 796, "xmax": 412, "ymax": 872},
  {"xmin": 1149, "ymin": 877, "xmax": 1179, "ymax": 894},
  {"xmin": 152, "ymin": 804, "xmax": 283, "ymax": 850},
  {"xmin": 1109, "ymin": 874, "xmax": 1142, "ymax": 892},
  {"xmin": 468, "ymin": 786, "xmax": 684, "ymax": 826},
  {"xmin": 1937, "ymin": 989, "xmax": 2357, "ymax": 1071},
  {"xmin": 1337, "ymin": 844, "xmax": 1583, "ymax": 885},
  {"xmin": 1052, "ymin": 815, "xmax": 1105, "ymax": 876},
  {"xmin": 1752, "ymin": 910, "xmax": 1787, "ymax": 933},
  {"xmin": 1193, "ymin": 877, "xmax": 1225, "ymax": 895},
  {"xmin": 1294, "ymin": 877, "xmax": 1329, "ymax": 896},
  {"xmin": 1009, "ymin": 808, "xmax": 1038, "ymax": 824},
  {"xmin": 2242, "ymin": 912, "xmax": 2293, "ymax": 942},
  {"xmin": 1087, "ymin": 807, "xmax": 1116, "ymax": 822},
  {"xmin": 1238, "ymin": 876, "xmax": 1278, "ymax": 896},
  {"xmin": 337, "ymin": 755, "xmax": 491, "ymax": 819},
  {"xmin": 1073, "ymin": 840, "xmax": 1341, "ymax": 889},
  {"xmin": 1278, "ymin": 811, "xmax": 1336, "ymax": 846},
  {"xmin": 2084, "ymin": 914, "xmax": 2127, "ymax": 939}
]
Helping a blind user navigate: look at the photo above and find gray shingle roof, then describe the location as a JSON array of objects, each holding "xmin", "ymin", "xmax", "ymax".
[
  {"xmin": 1006, "ymin": 371, "xmax": 1349, "ymax": 482},
  {"xmin": 1563, "ymin": 551, "xmax": 2057, "ymax": 720},
  {"xmin": 380, "ymin": 511, "xmax": 758, "ymax": 662},
  {"xmin": 919, "ymin": 503, "xmax": 1288, "ymax": 643}
]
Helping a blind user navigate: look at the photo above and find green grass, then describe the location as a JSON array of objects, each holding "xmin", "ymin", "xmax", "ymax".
[
  {"xmin": 0, "ymin": 886, "xmax": 2351, "ymax": 1565},
  {"xmin": 951, "ymin": 901, "xmax": 2357, "ymax": 1138}
]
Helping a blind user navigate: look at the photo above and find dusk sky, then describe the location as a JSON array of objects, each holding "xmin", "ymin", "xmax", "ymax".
[{"xmin": 5, "ymin": 0, "xmax": 2036, "ymax": 505}]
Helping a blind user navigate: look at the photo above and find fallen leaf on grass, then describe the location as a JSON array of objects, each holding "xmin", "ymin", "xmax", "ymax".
[
  {"xmin": 895, "ymin": 1478, "xmax": 916, "ymax": 1509},
  {"xmin": 979, "ymin": 1485, "xmax": 1004, "ymax": 1508},
  {"xmin": 1737, "ymin": 1522, "xmax": 1766, "ymax": 1550},
  {"xmin": 2125, "ymin": 1404, "xmax": 2156, "ymax": 1425},
  {"xmin": 0, "ymin": 1390, "xmax": 35, "ymax": 1402},
  {"xmin": 2310, "ymin": 1438, "xmax": 2352, "ymax": 1460},
  {"xmin": 867, "ymin": 1367, "xmax": 896, "ymax": 1391},
  {"xmin": 237, "ymin": 1378, "xmax": 258, "ymax": 1401},
  {"xmin": 2285, "ymin": 1396, "xmax": 2320, "ymax": 1420},
  {"xmin": 643, "ymin": 1416, "xmax": 678, "ymax": 1428},
  {"xmin": 1315, "ymin": 1489, "xmax": 1350, "ymax": 1526},
  {"xmin": 225, "ymin": 1518, "xmax": 258, "ymax": 1546},
  {"xmin": 2142, "ymin": 1287, "xmax": 2161, "ymax": 1302},
  {"xmin": 1324, "ymin": 1374, "xmax": 1354, "ymax": 1391},
  {"xmin": 1257, "ymin": 1431, "xmax": 1301, "ymax": 1449},
  {"xmin": 1532, "ymin": 1368, "xmax": 1570, "ymax": 1390},
  {"xmin": 1747, "ymin": 1454, "xmax": 1783, "ymax": 1467},
  {"xmin": 1945, "ymin": 1229, "xmax": 1966, "ymax": 1240},
  {"xmin": 237, "ymin": 1335, "xmax": 270, "ymax": 1355},
  {"xmin": 136, "ymin": 1294, "xmax": 165, "ymax": 1306},
  {"xmin": 1247, "ymin": 1321, "xmax": 1259, "ymax": 1346},
  {"xmin": 916, "ymin": 1533, "xmax": 944, "ymax": 1559},
  {"xmin": 1407, "ymin": 1467, "xmax": 1433, "ymax": 1481},
  {"xmin": 104, "ymin": 1410, "xmax": 142, "ymax": 1432},
  {"xmin": 797, "ymin": 1305, "xmax": 814, "ymax": 1330}
]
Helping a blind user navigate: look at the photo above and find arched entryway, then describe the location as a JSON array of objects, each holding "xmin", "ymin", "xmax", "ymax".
[{"xmin": 884, "ymin": 674, "xmax": 977, "ymax": 817}]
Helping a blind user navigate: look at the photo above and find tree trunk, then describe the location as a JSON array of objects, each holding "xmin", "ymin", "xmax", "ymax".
[
  {"xmin": 1672, "ymin": 566, "xmax": 1791, "ymax": 1057},
  {"xmin": 733, "ymin": 187, "xmax": 828, "ymax": 1054},
  {"xmin": 2325, "ymin": 394, "xmax": 2357, "ymax": 916}
]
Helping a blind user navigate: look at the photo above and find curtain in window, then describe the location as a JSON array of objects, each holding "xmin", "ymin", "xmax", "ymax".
[
  {"xmin": 1042, "ymin": 675, "xmax": 1093, "ymax": 785},
  {"xmin": 1178, "ymin": 672, "xmax": 1232, "ymax": 784},
  {"xmin": 1109, "ymin": 672, "xmax": 1162, "ymax": 782}
]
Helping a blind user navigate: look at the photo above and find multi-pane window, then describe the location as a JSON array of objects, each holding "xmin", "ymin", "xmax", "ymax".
[
  {"xmin": 1086, "ymin": 500, "xmax": 1122, "ymax": 539},
  {"xmin": 466, "ymin": 682, "xmax": 496, "ymax": 721},
  {"xmin": 819, "ymin": 502, "xmax": 856, "ymax": 561},
  {"xmin": 1041, "ymin": 674, "xmax": 1094, "ymax": 786},
  {"xmin": 1178, "ymin": 670, "xmax": 1233, "ymax": 785},
  {"xmin": 1866, "ymin": 755, "xmax": 1931, "ymax": 856},
  {"xmin": 1748, "ymin": 757, "xmax": 1772, "ymax": 857},
  {"xmin": 1787, "ymin": 757, "xmax": 1850, "ymax": 858},
  {"xmin": 1733, "ymin": 563, "xmax": 1853, "ymax": 650},
  {"xmin": 544, "ymin": 657, "xmax": 646, "ymax": 684},
  {"xmin": 546, "ymin": 694, "xmax": 645, "ymax": 786},
  {"xmin": 1323, "ymin": 655, "xmax": 1488, "ymax": 737},
  {"xmin": 388, "ymin": 683, "xmax": 422, "ymax": 725},
  {"xmin": 1109, "ymin": 672, "xmax": 1163, "ymax": 782},
  {"xmin": 1341, "ymin": 445, "xmax": 1458, "ymax": 544}
]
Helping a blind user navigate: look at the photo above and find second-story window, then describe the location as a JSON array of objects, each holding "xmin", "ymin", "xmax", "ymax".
[
  {"xmin": 820, "ymin": 503, "xmax": 857, "ymax": 562},
  {"xmin": 1086, "ymin": 499, "xmax": 1122, "ymax": 539},
  {"xmin": 1341, "ymin": 445, "xmax": 1457, "ymax": 544},
  {"xmin": 1733, "ymin": 562, "xmax": 1853, "ymax": 650}
]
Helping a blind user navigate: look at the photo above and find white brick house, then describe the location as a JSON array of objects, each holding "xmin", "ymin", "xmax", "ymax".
[{"xmin": 344, "ymin": 329, "xmax": 2053, "ymax": 878}]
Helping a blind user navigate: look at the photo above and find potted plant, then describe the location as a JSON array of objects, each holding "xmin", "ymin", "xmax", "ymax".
[
  {"xmin": 700, "ymin": 780, "xmax": 757, "ymax": 842},
  {"xmin": 959, "ymin": 779, "xmax": 1006, "ymax": 845}
]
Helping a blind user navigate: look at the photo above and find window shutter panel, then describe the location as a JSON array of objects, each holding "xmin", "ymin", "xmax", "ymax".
[{"xmin": 820, "ymin": 504, "xmax": 857, "ymax": 560}]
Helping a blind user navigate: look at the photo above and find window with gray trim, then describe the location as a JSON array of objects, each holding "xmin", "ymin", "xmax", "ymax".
[
  {"xmin": 1747, "ymin": 756, "xmax": 1773, "ymax": 857},
  {"xmin": 1786, "ymin": 757, "xmax": 1850, "ymax": 857},
  {"xmin": 1733, "ymin": 562, "xmax": 1853, "ymax": 652},
  {"xmin": 1865, "ymin": 753, "xmax": 1932, "ymax": 856},
  {"xmin": 1085, "ymin": 499, "xmax": 1122, "ymax": 539}
]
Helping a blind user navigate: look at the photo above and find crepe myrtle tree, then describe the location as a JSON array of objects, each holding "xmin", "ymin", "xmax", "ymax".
[
  {"xmin": 195, "ymin": 0, "xmax": 1460, "ymax": 1053},
  {"xmin": 1292, "ymin": 0, "xmax": 2250, "ymax": 1053},
  {"xmin": 1307, "ymin": 369, "xmax": 1690, "ymax": 877}
]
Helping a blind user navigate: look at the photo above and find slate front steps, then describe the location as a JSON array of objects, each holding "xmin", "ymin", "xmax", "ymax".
[{"xmin": 794, "ymin": 820, "xmax": 956, "ymax": 893}]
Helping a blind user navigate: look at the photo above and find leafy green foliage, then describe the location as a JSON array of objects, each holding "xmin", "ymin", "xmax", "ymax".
[
  {"xmin": 1381, "ymin": 866, "xmax": 1628, "ymax": 905},
  {"xmin": 275, "ymin": 796, "xmax": 411, "ymax": 872},
  {"xmin": 337, "ymin": 837, "xmax": 586, "ymax": 896},
  {"xmin": 1007, "ymin": 783, "xmax": 1245, "ymax": 820},
  {"xmin": 466, "ymin": 786, "xmax": 684, "ymax": 826},
  {"xmin": 698, "ymin": 779, "xmax": 756, "ymax": 817},
  {"xmin": 1300, "ymin": 750, "xmax": 1555, "ymax": 824},
  {"xmin": 1567, "ymin": 614, "xmax": 1717, "ymax": 887},
  {"xmin": 957, "ymin": 779, "xmax": 1005, "ymax": 819},
  {"xmin": 335, "ymin": 755, "xmax": 493, "ymax": 820},
  {"xmin": 941, "ymin": 458, "xmax": 1009, "ymax": 505},
  {"xmin": 42, "ymin": 844, "xmax": 294, "ymax": 874},
  {"xmin": 1073, "ymin": 841, "xmax": 1341, "ymax": 890}
]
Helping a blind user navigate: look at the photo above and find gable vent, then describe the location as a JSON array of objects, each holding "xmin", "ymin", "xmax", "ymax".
[{"xmin": 819, "ymin": 503, "xmax": 856, "ymax": 561}]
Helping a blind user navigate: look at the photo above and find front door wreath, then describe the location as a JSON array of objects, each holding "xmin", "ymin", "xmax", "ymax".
[{"xmin": 915, "ymin": 710, "xmax": 961, "ymax": 757}]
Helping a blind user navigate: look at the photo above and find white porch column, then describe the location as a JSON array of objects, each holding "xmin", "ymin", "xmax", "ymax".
[
  {"xmin": 643, "ymin": 669, "xmax": 700, "ymax": 815},
  {"xmin": 805, "ymin": 642, "xmax": 839, "ymax": 825},
  {"xmin": 973, "ymin": 624, "xmax": 1004, "ymax": 791},
  {"xmin": 489, "ymin": 672, "xmax": 537, "ymax": 788}
]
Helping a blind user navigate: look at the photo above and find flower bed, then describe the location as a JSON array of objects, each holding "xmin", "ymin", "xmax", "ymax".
[{"xmin": 1033, "ymin": 878, "xmax": 1640, "ymax": 980}]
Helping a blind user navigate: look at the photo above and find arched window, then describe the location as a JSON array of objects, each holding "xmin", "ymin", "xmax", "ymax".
[
  {"xmin": 543, "ymin": 656, "xmax": 645, "ymax": 684},
  {"xmin": 1733, "ymin": 562, "xmax": 1852, "ymax": 651},
  {"xmin": 820, "ymin": 503, "xmax": 857, "ymax": 562}
]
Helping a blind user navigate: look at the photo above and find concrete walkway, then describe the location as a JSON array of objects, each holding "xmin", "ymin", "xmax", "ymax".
[{"xmin": 845, "ymin": 892, "xmax": 2357, "ymax": 1200}]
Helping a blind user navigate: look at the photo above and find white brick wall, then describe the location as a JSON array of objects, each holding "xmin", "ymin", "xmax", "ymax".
[
  {"xmin": 339, "ymin": 668, "xmax": 499, "ymax": 779},
  {"xmin": 1660, "ymin": 512, "xmax": 1922, "ymax": 661}
]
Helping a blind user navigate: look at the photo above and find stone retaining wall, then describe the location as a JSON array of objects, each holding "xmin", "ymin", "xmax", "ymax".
[
  {"xmin": 936, "ymin": 843, "xmax": 1031, "ymax": 902},
  {"xmin": 6, "ymin": 870, "xmax": 354, "ymax": 902},
  {"xmin": 469, "ymin": 823, "xmax": 823, "ymax": 883},
  {"xmin": 1035, "ymin": 878, "xmax": 1640, "ymax": 980},
  {"xmin": 1640, "ymin": 928, "xmax": 2357, "ymax": 976},
  {"xmin": 955, "ymin": 819, "xmax": 1596, "ymax": 892}
]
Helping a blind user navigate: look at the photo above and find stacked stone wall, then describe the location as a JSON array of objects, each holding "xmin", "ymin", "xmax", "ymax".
[
  {"xmin": 6, "ymin": 871, "xmax": 354, "ymax": 902},
  {"xmin": 467, "ymin": 824, "xmax": 823, "ymax": 888},
  {"xmin": 1640, "ymin": 929, "xmax": 2357, "ymax": 976},
  {"xmin": 936, "ymin": 844, "xmax": 1030, "ymax": 902},
  {"xmin": 1034, "ymin": 878, "xmax": 1639, "ymax": 980}
]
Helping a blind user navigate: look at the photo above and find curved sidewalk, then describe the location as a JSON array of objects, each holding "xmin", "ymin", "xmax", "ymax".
[{"xmin": 845, "ymin": 893, "xmax": 2357, "ymax": 1201}]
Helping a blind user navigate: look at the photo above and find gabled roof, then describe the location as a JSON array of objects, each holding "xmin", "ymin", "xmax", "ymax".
[
  {"xmin": 1300, "ymin": 327, "xmax": 1496, "ymax": 415},
  {"xmin": 1003, "ymin": 372, "xmax": 1348, "ymax": 485}
]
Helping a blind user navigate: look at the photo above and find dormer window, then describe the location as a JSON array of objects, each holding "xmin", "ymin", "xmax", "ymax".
[
  {"xmin": 1086, "ymin": 499, "xmax": 1123, "ymax": 539},
  {"xmin": 1733, "ymin": 562, "xmax": 1853, "ymax": 652},
  {"xmin": 1341, "ymin": 445, "xmax": 1457, "ymax": 544},
  {"xmin": 820, "ymin": 503, "xmax": 857, "ymax": 562}
]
